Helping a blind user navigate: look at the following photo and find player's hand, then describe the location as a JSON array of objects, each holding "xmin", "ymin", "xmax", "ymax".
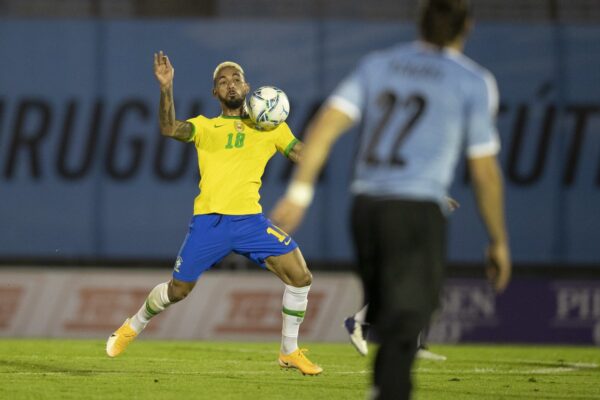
[
  {"xmin": 269, "ymin": 197, "xmax": 308, "ymax": 234},
  {"xmin": 485, "ymin": 241, "xmax": 511, "ymax": 293},
  {"xmin": 446, "ymin": 196, "xmax": 460, "ymax": 212},
  {"xmin": 154, "ymin": 51, "xmax": 174, "ymax": 88}
]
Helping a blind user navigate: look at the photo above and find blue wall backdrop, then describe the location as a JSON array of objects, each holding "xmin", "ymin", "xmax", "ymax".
[{"xmin": 0, "ymin": 20, "xmax": 599, "ymax": 264}]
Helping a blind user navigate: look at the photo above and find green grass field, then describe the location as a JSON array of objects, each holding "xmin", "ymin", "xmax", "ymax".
[{"xmin": 1, "ymin": 340, "xmax": 599, "ymax": 399}]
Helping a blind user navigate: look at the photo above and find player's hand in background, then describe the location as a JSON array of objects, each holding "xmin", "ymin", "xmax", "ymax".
[
  {"xmin": 154, "ymin": 50, "xmax": 174, "ymax": 88},
  {"xmin": 269, "ymin": 198, "xmax": 307, "ymax": 235},
  {"xmin": 446, "ymin": 197, "xmax": 460, "ymax": 212},
  {"xmin": 486, "ymin": 241, "xmax": 511, "ymax": 293}
]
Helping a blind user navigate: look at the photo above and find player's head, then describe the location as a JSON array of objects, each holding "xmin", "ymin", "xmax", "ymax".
[
  {"xmin": 212, "ymin": 61, "xmax": 250, "ymax": 110},
  {"xmin": 418, "ymin": 0, "xmax": 472, "ymax": 48}
]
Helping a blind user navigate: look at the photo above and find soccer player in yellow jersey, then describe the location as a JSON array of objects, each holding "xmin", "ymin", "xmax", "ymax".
[{"xmin": 106, "ymin": 51, "xmax": 322, "ymax": 375}]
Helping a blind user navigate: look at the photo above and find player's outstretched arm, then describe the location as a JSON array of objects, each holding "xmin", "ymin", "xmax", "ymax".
[
  {"xmin": 468, "ymin": 155, "xmax": 512, "ymax": 293},
  {"xmin": 270, "ymin": 105, "xmax": 354, "ymax": 233},
  {"xmin": 154, "ymin": 51, "xmax": 194, "ymax": 142}
]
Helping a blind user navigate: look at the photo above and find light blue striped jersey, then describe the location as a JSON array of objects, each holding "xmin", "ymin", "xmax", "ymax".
[{"xmin": 328, "ymin": 41, "xmax": 500, "ymax": 212}]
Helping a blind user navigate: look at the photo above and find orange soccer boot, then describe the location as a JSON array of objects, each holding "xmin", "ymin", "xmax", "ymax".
[
  {"xmin": 106, "ymin": 318, "xmax": 138, "ymax": 357},
  {"xmin": 278, "ymin": 348, "xmax": 323, "ymax": 375}
]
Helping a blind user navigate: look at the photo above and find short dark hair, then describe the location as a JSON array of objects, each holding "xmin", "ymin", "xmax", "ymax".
[{"xmin": 418, "ymin": 0, "xmax": 472, "ymax": 47}]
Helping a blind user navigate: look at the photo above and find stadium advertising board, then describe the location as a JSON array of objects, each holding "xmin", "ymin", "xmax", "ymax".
[
  {"xmin": 1, "ymin": 269, "xmax": 599, "ymax": 344},
  {"xmin": 0, "ymin": 269, "xmax": 362, "ymax": 341}
]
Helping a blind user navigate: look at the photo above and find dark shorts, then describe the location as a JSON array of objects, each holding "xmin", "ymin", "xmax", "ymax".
[
  {"xmin": 351, "ymin": 195, "xmax": 446, "ymax": 339},
  {"xmin": 172, "ymin": 213, "xmax": 298, "ymax": 282}
]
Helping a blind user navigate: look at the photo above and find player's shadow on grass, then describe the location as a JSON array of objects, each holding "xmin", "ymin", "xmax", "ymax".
[
  {"xmin": 422, "ymin": 387, "xmax": 544, "ymax": 399},
  {"xmin": 462, "ymin": 359, "xmax": 598, "ymax": 369},
  {"xmin": 0, "ymin": 359, "xmax": 101, "ymax": 376}
]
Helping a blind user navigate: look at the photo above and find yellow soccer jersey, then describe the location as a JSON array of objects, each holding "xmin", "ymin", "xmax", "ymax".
[{"xmin": 185, "ymin": 115, "xmax": 298, "ymax": 215}]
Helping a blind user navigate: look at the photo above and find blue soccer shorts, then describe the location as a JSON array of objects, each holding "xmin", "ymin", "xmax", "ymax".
[{"xmin": 172, "ymin": 213, "xmax": 298, "ymax": 282}]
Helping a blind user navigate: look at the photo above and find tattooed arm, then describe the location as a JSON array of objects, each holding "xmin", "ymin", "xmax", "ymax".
[{"xmin": 154, "ymin": 51, "xmax": 194, "ymax": 142}]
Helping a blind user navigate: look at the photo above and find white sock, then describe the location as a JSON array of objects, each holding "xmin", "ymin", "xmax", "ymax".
[
  {"xmin": 281, "ymin": 284, "xmax": 310, "ymax": 355},
  {"xmin": 354, "ymin": 304, "xmax": 368, "ymax": 324},
  {"xmin": 129, "ymin": 282, "xmax": 172, "ymax": 334}
]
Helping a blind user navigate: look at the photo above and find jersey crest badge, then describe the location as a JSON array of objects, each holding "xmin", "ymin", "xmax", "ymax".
[{"xmin": 235, "ymin": 121, "xmax": 245, "ymax": 133}]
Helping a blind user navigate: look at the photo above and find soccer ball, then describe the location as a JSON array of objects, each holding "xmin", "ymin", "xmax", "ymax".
[{"xmin": 246, "ymin": 86, "xmax": 290, "ymax": 130}]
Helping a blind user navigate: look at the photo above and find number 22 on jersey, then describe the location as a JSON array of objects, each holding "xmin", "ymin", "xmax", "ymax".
[{"xmin": 364, "ymin": 91, "xmax": 427, "ymax": 166}]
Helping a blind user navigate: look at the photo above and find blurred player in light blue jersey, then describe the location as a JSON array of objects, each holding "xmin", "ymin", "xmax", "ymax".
[{"xmin": 272, "ymin": 0, "xmax": 511, "ymax": 398}]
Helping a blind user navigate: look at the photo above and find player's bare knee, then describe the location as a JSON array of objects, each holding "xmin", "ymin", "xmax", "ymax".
[
  {"xmin": 168, "ymin": 280, "xmax": 195, "ymax": 302},
  {"xmin": 170, "ymin": 290, "xmax": 189, "ymax": 303},
  {"xmin": 289, "ymin": 270, "xmax": 312, "ymax": 287}
]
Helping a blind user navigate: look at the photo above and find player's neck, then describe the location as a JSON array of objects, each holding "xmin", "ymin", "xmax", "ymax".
[
  {"xmin": 446, "ymin": 38, "xmax": 465, "ymax": 53},
  {"xmin": 419, "ymin": 37, "xmax": 465, "ymax": 54},
  {"xmin": 221, "ymin": 107, "xmax": 244, "ymax": 117}
]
